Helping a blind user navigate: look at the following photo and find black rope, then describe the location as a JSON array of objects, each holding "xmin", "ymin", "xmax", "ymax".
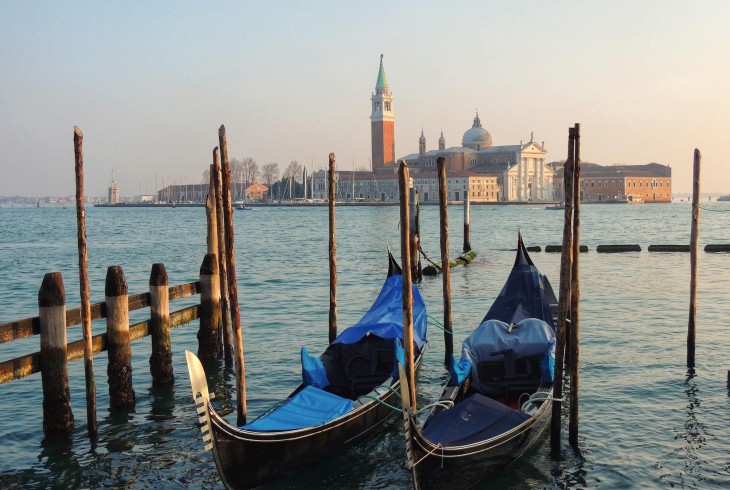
[{"xmin": 698, "ymin": 205, "xmax": 730, "ymax": 213}]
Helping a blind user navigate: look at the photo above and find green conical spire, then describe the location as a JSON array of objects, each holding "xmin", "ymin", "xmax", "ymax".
[{"xmin": 375, "ymin": 54, "xmax": 389, "ymax": 89}]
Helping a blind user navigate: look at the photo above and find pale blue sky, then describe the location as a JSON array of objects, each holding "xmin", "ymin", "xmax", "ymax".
[{"xmin": 1, "ymin": 1, "xmax": 728, "ymax": 196}]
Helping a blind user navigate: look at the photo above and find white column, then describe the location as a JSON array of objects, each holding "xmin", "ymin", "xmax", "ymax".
[
  {"xmin": 522, "ymin": 158, "xmax": 529, "ymax": 201},
  {"xmin": 517, "ymin": 161, "xmax": 523, "ymax": 201}
]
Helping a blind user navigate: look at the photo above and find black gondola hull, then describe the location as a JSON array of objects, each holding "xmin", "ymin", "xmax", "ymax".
[
  {"xmin": 208, "ymin": 352, "xmax": 423, "ymax": 489},
  {"xmin": 408, "ymin": 383, "xmax": 552, "ymax": 490}
]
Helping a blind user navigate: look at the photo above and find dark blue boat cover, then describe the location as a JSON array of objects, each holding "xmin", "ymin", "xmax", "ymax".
[
  {"xmin": 243, "ymin": 386, "xmax": 354, "ymax": 432},
  {"xmin": 331, "ymin": 273, "xmax": 427, "ymax": 349},
  {"xmin": 462, "ymin": 318, "xmax": 555, "ymax": 392},
  {"xmin": 420, "ymin": 393, "xmax": 530, "ymax": 446},
  {"xmin": 482, "ymin": 235, "xmax": 557, "ymax": 328}
]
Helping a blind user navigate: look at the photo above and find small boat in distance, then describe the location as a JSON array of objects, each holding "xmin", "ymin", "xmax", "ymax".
[
  {"xmin": 187, "ymin": 251, "xmax": 428, "ymax": 489},
  {"xmin": 399, "ymin": 233, "xmax": 558, "ymax": 489},
  {"xmin": 235, "ymin": 204, "xmax": 253, "ymax": 210},
  {"xmin": 718, "ymin": 194, "xmax": 730, "ymax": 202},
  {"xmin": 627, "ymin": 194, "xmax": 644, "ymax": 204},
  {"xmin": 545, "ymin": 203, "xmax": 565, "ymax": 210}
]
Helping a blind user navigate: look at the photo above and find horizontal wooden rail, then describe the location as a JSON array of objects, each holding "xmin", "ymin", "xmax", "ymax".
[
  {"xmin": 0, "ymin": 304, "xmax": 199, "ymax": 385},
  {"xmin": 0, "ymin": 281, "xmax": 199, "ymax": 344}
]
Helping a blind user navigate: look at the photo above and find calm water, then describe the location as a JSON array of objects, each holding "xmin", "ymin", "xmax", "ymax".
[{"xmin": 1, "ymin": 202, "xmax": 729, "ymax": 489}]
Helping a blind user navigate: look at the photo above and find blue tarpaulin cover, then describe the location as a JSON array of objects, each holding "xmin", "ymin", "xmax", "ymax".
[
  {"xmin": 301, "ymin": 347, "xmax": 329, "ymax": 388},
  {"xmin": 331, "ymin": 274, "xmax": 427, "ymax": 349},
  {"xmin": 421, "ymin": 393, "xmax": 530, "ymax": 446},
  {"xmin": 243, "ymin": 386, "xmax": 354, "ymax": 432}
]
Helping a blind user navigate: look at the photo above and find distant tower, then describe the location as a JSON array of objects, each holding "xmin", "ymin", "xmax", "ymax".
[
  {"xmin": 419, "ymin": 129, "xmax": 426, "ymax": 156},
  {"xmin": 438, "ymin": 130, "xmax": 446, "ymax": 150},
  {"xmin": 371, "ymin": 54, "xmax": 395, "ymax": 172},
  {"xmin": 108, "ymin": 171, "xmax": 120, "ymax": 204}
]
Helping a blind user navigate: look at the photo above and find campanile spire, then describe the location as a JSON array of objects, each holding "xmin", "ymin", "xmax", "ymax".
[{"xmin": 371, "ymin": 55, "xmax": 395, "ymax": 172}]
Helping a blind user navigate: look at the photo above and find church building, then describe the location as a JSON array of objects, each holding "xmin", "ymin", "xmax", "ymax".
[{"xmin": 312, "ymin": 56, "xmax": 555, "ymax": 203}]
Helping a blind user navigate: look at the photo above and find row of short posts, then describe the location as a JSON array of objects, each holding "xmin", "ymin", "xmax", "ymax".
[
  {"xmin": 38, "ymin": 257, "xmax": 225, "ymax": 434},
  {"xmin": 58, "ymin": 124, "xmax": 241, "ymax": 437}
]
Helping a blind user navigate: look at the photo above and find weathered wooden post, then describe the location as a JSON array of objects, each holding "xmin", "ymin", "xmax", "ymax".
[
  {"xmin": 550, "ymin": 127, "xmax": 575, "ymax": 455},
  {"xmin": 463, "ymin": 190, "xmax": 472, "ymax": 253},
  {"xmin": 105, "ymin": 265, "xmax": 135, "ymax": 410},
  {"xmin": 149, "ymin": 263, "xmax": 173, "ymax": 385},
  {"xmin": 399, "ymin": 161, "xmax": 416, "ymax": 410},
  {"xmin": 198, "ymin": 254, "xmax": 223, "ymax": 361},
  {"xmin": 73, "ymin": 126, "xmax": 97, "ymax": 437},
  {"xmin": 409, "ymin": 182, "xmax": 421, "ymax": 283},
  {"xmin": 39, "ymin": 272, "xmax": 74, "ymax": 433},
  {"xmin": 328, "ymin": 152, "xmax": 338, "ymax": 343},
  {"xmin": 213, "ymin": 154, "xmax": 233, "ymax": 363},
  {"xmin": 206, "ymin": 169, "xmax": 219, "ymax": 256},
  {"xmin": 688, "ymin": 148, "xmax": 701, "ymax": 368},
  {"xmin": 220, "ymin": 125, "xmax": 247, "ymax": 426},
  {"xmin": 437, "ymin": 157, "xmax": 454, "ymax": 366},
  {"xmin": 568, "ymin": 123, "xmax": 582, "ymax": 448}
]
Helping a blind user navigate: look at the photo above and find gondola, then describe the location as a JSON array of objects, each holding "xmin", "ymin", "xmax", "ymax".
[
  {"xmin": 187, "ymin": 251, "xmax": 427, "ymax": 489},
  {"xmin": 399, "ymin": 233, "xmax": 558, "ymax": 489}
]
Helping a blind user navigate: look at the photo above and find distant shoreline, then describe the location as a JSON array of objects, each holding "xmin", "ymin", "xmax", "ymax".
[{"xmin": 92, "ymin": 200, "xmax": 566, "ymax": 208}]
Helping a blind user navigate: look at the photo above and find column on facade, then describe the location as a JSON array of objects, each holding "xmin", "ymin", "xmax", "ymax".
[
  {"xmin": 517, "ymin": 161, "xmax": 523, "ymax": 201},
  {"xmin": 538, "ymin": 158, "xmax": 545, "ymax": 200},
  {"xmin": 522, "ymin": 158, "xmax": 528, "ymax": 201}
]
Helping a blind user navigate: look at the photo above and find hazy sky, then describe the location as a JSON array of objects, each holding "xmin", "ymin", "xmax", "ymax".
[{"xmin": 2, "ymin": 1, "xmax": 729, "ymax": 197}]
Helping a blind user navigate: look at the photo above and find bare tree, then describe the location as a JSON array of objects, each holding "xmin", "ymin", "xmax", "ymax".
[
  {"xmin": 261, "ymin": 162, "xmax": 279, "ymax": 201},
  {"xmin": 285, "ymin": 160, "xmax": 303, "ymax": 183},
  {"xmin": 241, "ymin": 157, "xmax": 259, "ymax": 188}
]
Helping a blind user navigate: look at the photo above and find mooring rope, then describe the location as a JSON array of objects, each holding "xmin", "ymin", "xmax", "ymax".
[
  {"xmin": 698, "ymin": 205, "xmax": 730, "ymax": 213},
  {"xmin": 520, "ymin": 393, "xmax": 563, "ymax": 412},
  {"xmin": 412, "ymin": 442, "xmax": 445, "ymax": 468},
  {"xmin": 414, "ymin": 400, "xmax": 454, "ymax": 416},
  {"xmin": 418, "ymin": 245, "xmax": 441, "ymax": 270}
]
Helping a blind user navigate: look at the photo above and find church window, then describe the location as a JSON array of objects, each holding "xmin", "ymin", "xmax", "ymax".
[{"xmin": 598, "ymin": 181, "xmax": 602, "ymax": 187}]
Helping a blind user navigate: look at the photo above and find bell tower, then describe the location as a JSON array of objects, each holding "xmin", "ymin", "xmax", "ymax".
[{"xmin": 371, "ymin": 54, "xmax": 395, "ymax": 172}]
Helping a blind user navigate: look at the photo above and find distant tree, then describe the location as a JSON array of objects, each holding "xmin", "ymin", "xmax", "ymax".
[
  {"xmin": 228, "ymin": 158, "xmax": 242, "ymax": 201},
  {"xmin": 285, "ymin": 160, "xmax": 303, "ymax": 183},
  {"xmin": 262, "ymin": 162, "xmax": 279, "ymax": 200},
  {"xmin": 241, "ymin": 157, "xmax": 259, "ymax": 189}
]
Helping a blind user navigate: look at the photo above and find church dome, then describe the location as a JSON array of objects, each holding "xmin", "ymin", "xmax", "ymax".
[{"xmin": 461, "ymin": 112, "xmax": 493, "ymax": 150}]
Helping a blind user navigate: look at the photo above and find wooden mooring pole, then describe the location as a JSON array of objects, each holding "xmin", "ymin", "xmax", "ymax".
[
  {"xmin": 551, "ymin": 126, "xmax": 575, "ymax": 455},
  {"xmin": 213, "ymin": 155, "xmax": 233, "ymax": 364},
  {"xmin": 568, "ymin": 123, "xmax": 582, "ymax": 449},
  {"xmin": 463, "ymin": 190, "xmax": 471, "ymax": 253},
  {"xmin": 73, "ymin": 126, "xmax": 97, "ymax": 437},
  {"xmin": 409, "ymin": 183, "xmax": 421, "ymax": 283},
  {"xmin": 198, "ymin": 254, "xmax": 223, "ymax": 361},
  {"xmin": 399, "ymin": 161, "xmax": 416, "ymax": 411},
  {"xmin": 39, "ymin": 272, "xmax": 74, "ymax": 433},
  {"xmin": 149, "ymin": 263, "xmax": 173, "ymax": 385},
  {"xmin": 105, "ymin": 266, "xmax": 135, "ymax": 410},
  {"xmin": 437, "ymin": 157, "xmax": 454, "ymax": 366},
  {"xmin": 220, "ymin": 125, "xmax": 247, "ymax": 425},
  {"xmin": 328, "ymin": 152, "xmax": 338, "ymax": 343},
  {"xmin": 205, "ymin": 171, "xmax": 219, "ymax": 256},
  {"xmin": 688, "ymin": 149, "xmax": 701, "ymax": 368}
]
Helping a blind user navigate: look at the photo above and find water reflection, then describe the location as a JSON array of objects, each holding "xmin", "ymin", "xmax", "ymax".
[{"xmin": 39, "ymin": 432, "xmax": 82, "ymax": 488}]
